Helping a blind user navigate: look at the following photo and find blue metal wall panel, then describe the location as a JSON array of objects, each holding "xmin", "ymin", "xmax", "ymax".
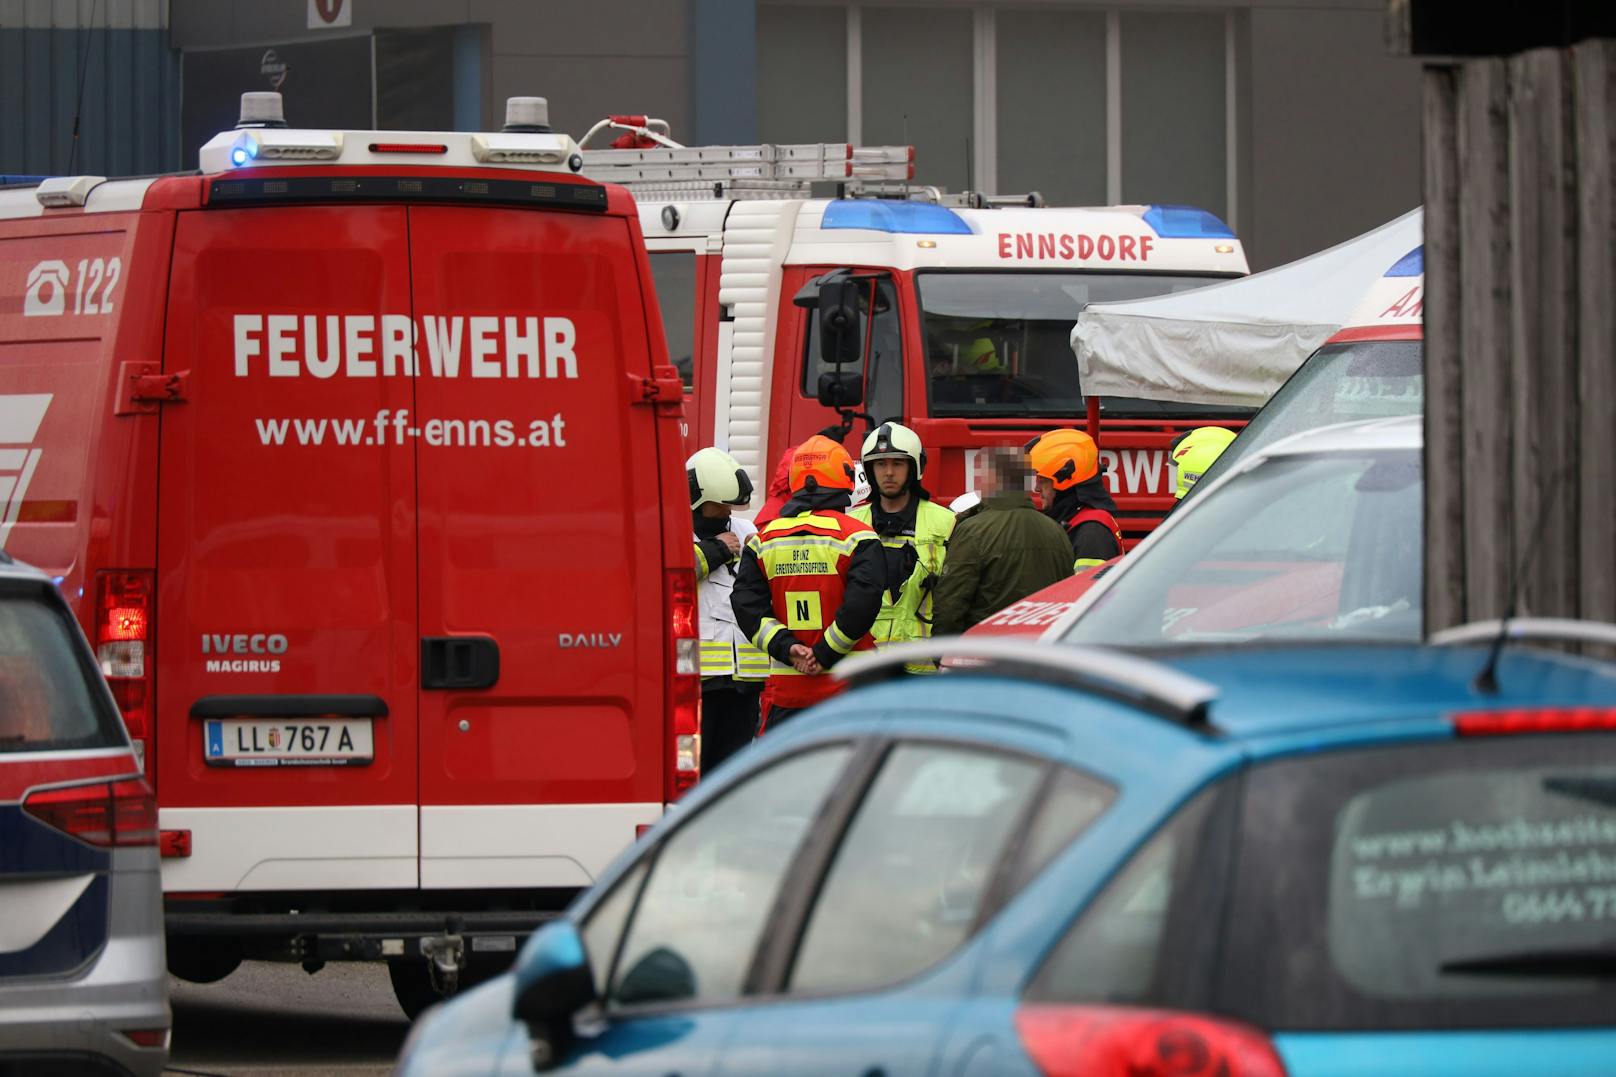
[{"xmin": 0, "ymin": 27, "xmax": 180, "ymax": 177}]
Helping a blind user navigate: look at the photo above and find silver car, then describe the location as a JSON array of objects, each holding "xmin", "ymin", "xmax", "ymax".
[{"xmin": 0, "ymin": 552, "xmax": 169, "ymax": 1074}]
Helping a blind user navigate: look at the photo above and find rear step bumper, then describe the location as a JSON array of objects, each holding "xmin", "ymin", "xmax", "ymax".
[
  {"xmin": 166, "ymin": 910, "xmax": 555, "ymax": 936},
  {"xmin": 166, "ymin": 909, "xmax": 559, "ymax": 963}
]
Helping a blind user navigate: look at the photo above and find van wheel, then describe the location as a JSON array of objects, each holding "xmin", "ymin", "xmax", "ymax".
[{"xmin": 168, "ymin": 940, "xmax": 242, "ymax": 984}]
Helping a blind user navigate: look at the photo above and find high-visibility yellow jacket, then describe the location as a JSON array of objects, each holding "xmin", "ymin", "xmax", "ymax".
[{"xmin": 850, "ymin": 497, "xmax": 954, "ymax": 672}]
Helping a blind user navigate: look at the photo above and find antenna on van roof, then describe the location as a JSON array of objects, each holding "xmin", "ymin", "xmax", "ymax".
[
  {"xmin": 66, "ymin": 0, "xmax": 102, "ymax": 174},
  {"xmin": 1473, "ymin": 456, "xmax": 1576, "ymax": 694}
]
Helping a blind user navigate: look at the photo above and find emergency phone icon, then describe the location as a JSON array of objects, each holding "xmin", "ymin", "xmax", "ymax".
[{"xmin": 23, "ymin": 260, "xmax": 70, "ymax": 317}]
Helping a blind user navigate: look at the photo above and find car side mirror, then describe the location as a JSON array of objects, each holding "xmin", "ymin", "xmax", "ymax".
[
  {"xmin": 817, "ymin": 370, "xmax": 864, "ymax": 409},
  {"xmin": 512, "ymin": 921, "xmax": 596, "ymax": 1057},
  {"xmin": 818, "ymin": 278, "xmax": 862, "ymax": 365}
]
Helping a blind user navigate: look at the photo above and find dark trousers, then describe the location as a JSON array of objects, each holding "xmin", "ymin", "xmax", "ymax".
[
  {"xmin": 761, "ymin": 703, "xmax": 807, "ymax": 733},
  {"xmin": 701, "ymin": 680, "xmax": 762, "ymax": 775}
]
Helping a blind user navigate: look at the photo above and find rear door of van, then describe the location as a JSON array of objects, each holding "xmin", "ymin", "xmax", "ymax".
[
  {"xmin": 155, "ymin": 204, "xmax": 420, "ymax": 892},
  {"xmin": 407, "ymin": 205, "xmax": 667, "ymax": 889}
]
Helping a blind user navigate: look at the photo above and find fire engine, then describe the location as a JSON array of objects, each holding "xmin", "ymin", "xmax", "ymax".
[
  {"xmin": 579, "ymin": 115, "xmax": 1251, "ymax": 540},
  {"xmin": 0, "ymin": 94, "xmax": 696, "ymax": 1016}
]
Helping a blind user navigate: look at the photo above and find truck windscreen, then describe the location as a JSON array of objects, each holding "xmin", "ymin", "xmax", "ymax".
[{"xmin": 916, "ymin": 271, "xmax": 1217, "ymax": 418}]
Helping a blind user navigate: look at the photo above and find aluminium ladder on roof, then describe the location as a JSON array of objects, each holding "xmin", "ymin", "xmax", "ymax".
[{"xmin": 578, "ymin": 142, "xmax": 914, "ymax": 187}]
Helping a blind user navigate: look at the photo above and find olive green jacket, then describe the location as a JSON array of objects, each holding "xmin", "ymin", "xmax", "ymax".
[{"xmin": 931, "ymin": 491, "xmax": 1075, "ymax": 636}]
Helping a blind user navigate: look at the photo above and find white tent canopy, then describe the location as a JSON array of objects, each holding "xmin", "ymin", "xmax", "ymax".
[{"xmin": 1071, "ymin": 207, "xmax": 1423, "ymax": 407}]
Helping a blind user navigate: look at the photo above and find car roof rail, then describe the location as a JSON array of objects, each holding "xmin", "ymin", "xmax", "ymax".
[
  {"xmin": 1429, "ymin": 617, "xmax": 1616, "ymax": 649},
  {"xmin": 833, "ymin": 638, "xmax": 1219, "ymax": 727}
]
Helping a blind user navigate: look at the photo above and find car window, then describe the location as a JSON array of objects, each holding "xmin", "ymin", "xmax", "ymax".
[
  {"xmin": 1025, "ymin": 786, "xmax": 1219, "ymax": 1006},
  {"xmin": 648, "ymin": 251, "xmax": 697, "ymax": 391},
  {"xmin": 1062, "ymin": 450, "xmax": 1423, "ymax": 647},
  {"xmin": 1193, "ymin": 340, "xmax": 1423, "ymax": 496},
  {"xmin": 581, "ymin": 860, "xmax": 648, "ymax": 998},
  {"xmin": 1007, "ymin": 767, "xmax": 1116, "ymax": 893},
  {"xmin": 0, "ymin": 594, "xmax": 125, "ymax": 752},
  {"xmin": 788, "ymin": 744, "xmax": 1045, "ymax": 994},
  {"xmin": 608, "ymin": 744, "xmax": 853, "ymax": 1008},
  {"xmin": 1220, "ymin": 737, "xmax": 1616, "ymax": 1030}
]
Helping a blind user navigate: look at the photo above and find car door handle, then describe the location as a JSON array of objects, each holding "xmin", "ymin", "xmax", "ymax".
[{"xmin": 420, "ymin": 636, "xmax": 500, "ymax": 690}]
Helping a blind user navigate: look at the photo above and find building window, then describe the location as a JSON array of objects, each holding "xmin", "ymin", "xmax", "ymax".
[
  {"xmin": 860, "ymin": 6, "xmax": 975, "ymax": 194},
  {"xmin": 1120, "ymin": 11, "xmax": 1228, "ymax": 213},
  {"xmin": 996, "ymin": 9, "xmax": 1108, "ymax": 207},
  {"xmin": 758, "ymin": 5, "xmax": 848, "ymax": 143},
  {"xmin": 754, "ymin": 4, "xmax": 1234, "ymax": 223}
]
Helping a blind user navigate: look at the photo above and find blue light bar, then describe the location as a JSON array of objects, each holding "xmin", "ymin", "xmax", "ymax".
[
  {"xmin": 1385, "ymin": 245, "xmax": 1423, "ymax": 278},
  {"xmin": 1142, "ymin": 204, "xmax": 1236, "ymax": 240},
  {"xmin": 821, "ymin": 199, "xmax": 973, "ymax": 236}
]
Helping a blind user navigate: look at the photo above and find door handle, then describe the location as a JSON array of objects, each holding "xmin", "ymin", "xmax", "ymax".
[{"xmin": 420, "ymin": 636, "xmax": 500, "ymax": 690}]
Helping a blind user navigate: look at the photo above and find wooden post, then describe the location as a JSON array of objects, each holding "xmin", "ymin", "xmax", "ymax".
[
  {"xmin": 1422, "ymin": 65, "xmax": 1466, "ymax": 631},
  {"xmin": 1576, "ymin": 40, "xmax": 1616, "ymax": 626},
  {"xmin": 1455, "ymin": 58, "xmax": 1512, "ymax": 624},
  {"xmin": 1507, "ymin": 48, "xmax": 1578, "ymax": 621}
]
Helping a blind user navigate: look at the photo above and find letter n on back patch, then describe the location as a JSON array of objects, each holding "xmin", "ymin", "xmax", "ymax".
[{"xmin": 786, "ymin": 591, "xmax": 824, "ymax": 631}]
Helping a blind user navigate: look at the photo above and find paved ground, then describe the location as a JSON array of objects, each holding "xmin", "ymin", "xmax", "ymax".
[{"xmin": 165, "ymin": 961, "xmax": 411, "ymax": 1077}]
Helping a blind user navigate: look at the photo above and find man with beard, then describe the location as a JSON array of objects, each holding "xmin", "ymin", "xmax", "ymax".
[
  {"xmin": 850, "ymin": 422, "xmax": 954, "ymax": 673},
  {"xmin": 1026, "ymin": 429, "xmax": 1124, "ymax": 569}
]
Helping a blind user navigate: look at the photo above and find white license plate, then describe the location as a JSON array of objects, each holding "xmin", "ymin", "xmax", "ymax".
[{"xmin": 203, "ymin": 718, "xmax": 373, "ymax": 767}]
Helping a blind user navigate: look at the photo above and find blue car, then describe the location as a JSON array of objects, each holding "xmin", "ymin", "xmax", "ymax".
[{"xmin": 397, "ymin": 630, "xmax": 1616, "ymax": 1077}]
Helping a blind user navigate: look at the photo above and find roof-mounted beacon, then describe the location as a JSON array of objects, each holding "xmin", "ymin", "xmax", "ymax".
[{"xmin": 197, "ymin": 93, "xmax": 584, "ymax": 174}]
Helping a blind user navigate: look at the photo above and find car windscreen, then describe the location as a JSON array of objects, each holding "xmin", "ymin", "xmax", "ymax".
[
  {"xmin": 917, "ymin": 272, "xmax": 1219, "ymax": 418},
  {"xmin": 1060, "ymin": 449, "xmax": 1422, "ymax": 646},
  {"xmin": 0, "ymin": 590, "xmax": 126, "ymax": 752},
  {"xmin": 1189, "ymin": 340, "xmax": 1423, "ymax": 500},
  {"xmin": 1220, "ymin": 736, "xmax": 1616, "ymax": 1030}
]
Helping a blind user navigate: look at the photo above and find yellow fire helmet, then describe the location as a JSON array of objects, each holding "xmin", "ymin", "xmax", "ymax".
[{"xmin": 1171, "ymin": 426, "xmax": 1238, "ymax": 499}]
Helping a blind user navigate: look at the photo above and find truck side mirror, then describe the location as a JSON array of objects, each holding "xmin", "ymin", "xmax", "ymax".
[
  {"xmin": 817, "ymin": 371, "xmax": 864, "ymax": 409},
  {"xmin": 818, "ymin": 279, "xmax": 862, "ymax": 366}
]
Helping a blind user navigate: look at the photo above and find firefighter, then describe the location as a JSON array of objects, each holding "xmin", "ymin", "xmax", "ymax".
[
  {"xmin": 730, "ymin": 436, "xmax": 887, "ymax": 730},
  {"xmin": 1170, "ymin": 426, "xmax": 1237, "ymax": 501},
  {"xmin": 850, "ymin": 422, "xmax": 954, "ymax": 673},
  {"xmin": 932, "ymin": 447, "xmax": 1074, "ymax": 634},
  {"xmin": 687, "ymin": 447, "xmax": 768, "ymax": 773},
  {"xmin": 1026, "ymin": 428, "xmax": 1124, "ymax": 569}
]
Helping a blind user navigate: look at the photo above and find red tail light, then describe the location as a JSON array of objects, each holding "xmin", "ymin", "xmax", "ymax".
[
  {"xmin": 666, "ymin": 569, "xmax": 701, "ymax": 799},
  {"xmin": 95, "ymin": 571, "xmax": 154, "ymax": 772},
  {"xmin": 1453, "ymin": 707, "xmax": 1616, "ymax": 736},
  {"xmin": 23, "ymin": 778, "xmax": 158, "ymax": 848},
  {"xmin": 1015, "ymin": 1005, "xmax": 1287, "ymax": 1077},
  {"xmin": 118, "ymin": 1028, "xmax": 169, "ymax": 1049}
]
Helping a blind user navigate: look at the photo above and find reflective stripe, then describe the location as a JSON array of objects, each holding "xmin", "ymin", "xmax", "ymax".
[
  {"xmin": 824, "ymin": 620, "xmax": 858, "ymax": 655},
  {"xmin": 698, "ymin": 639, "xmax": 736, "ymax": 676},
  {"xmin": 700, "ymin": 638, "xmax": 769, "ymax": 679},
  {"xmin": 762, "ymin": 513, "xmax": 850, "ymax": 534},
  {"xmin": 735, "ymin": 646, "xmax": 771, "ymax": 680},
  {"xmin": 1075, "ymin": 557, "xmax": 1107, "ymax": 569},
  {"xmin": 693, "ymin": 542, "xmax": 711, "ymax": 581},
  {"xmin": 753, "ymin": 618, "xmax": 787, "ymax": 654}
]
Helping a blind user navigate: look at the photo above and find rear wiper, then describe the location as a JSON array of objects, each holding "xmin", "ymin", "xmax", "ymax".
[{"xmin": 1440, "ymin": 946, "xmax": 1616, "ymax": 977}]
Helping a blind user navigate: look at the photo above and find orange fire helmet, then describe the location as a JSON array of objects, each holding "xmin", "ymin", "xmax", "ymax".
[
  {"xmin": 1026, "ymin": 429, "xmax": 1100, "ymax": 491},
  {"xmin": 789, "ymin": 435, "xmax": 857, "ymax": 493}
]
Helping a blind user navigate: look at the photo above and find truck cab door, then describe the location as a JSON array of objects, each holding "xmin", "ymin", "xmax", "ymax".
[{"xmin": 776, "ymin": 268, "xmax": 908, "ymax": 463}]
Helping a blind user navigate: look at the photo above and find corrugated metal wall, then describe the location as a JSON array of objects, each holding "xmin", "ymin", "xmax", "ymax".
[{"xmin": 0, "ymin": 0, "xmax": 181, "ymax": 177}]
